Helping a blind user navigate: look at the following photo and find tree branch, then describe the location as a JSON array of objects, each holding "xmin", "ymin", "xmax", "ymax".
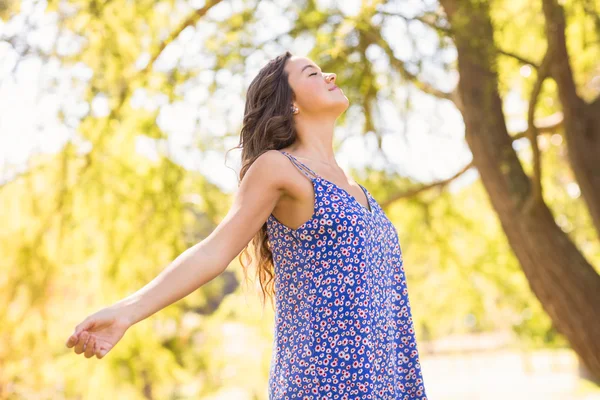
[
  {"xmin": 376, "ymin": 10, "xmax": 451, "ymax": 35},
  {"xmin": 379, "ymin": 161, "xmax": 474, "ymax": 208},
  {"xmin": 141, "ymin": 0, "xmax": 224, "ymax": 75},
  {"xmin": 541, "ymin": 0, "xmax": 584, "ymax": 106},
  {"xmin": 510, "ymin": 112, "xmax": 564, "ymax": 141},
  {"xmin": 359, "ymin": 26, "xmax": 455, "ymax": 102},
  {"xmin": 591, "ymin": 94, "xmax": 600, "ymax": 112},
  {"xmin": 523, "ymin": 52, "xmax": 552, "ymax": 214},
  {"xmin": 82, "ymin": 0, "xmax": 224, "ymax": 176},
  {"xmin": 496, "ymin": 48, "xmax": 539, "ymax": 68}
]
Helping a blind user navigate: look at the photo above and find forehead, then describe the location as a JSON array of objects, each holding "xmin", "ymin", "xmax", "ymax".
[{"xmin": 286, "ymin": 56, "xmax": 320, "ymax": 76}]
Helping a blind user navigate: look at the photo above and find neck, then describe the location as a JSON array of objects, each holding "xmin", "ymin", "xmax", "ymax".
[{"xmin": 289, "ymin": 115, "xmax": 337, "ymax": 164}]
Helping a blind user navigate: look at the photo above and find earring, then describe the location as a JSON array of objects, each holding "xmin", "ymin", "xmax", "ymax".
[{"xmin": 291, "ymin": 106, "xmax": 298, "ymax": 114}]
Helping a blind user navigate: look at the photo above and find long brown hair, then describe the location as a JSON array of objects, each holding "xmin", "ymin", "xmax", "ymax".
[{"xmin": 226, "ymin": 51, "xmax": 300, "ymax": 311}]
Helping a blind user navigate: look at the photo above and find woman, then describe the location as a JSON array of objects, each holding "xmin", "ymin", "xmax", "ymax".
[{"xmin": 66, "ymin": 51, "xmax": 428, "ymax": 399}]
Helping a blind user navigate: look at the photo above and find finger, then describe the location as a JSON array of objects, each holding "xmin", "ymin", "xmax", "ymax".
[
  {"xmin": 66, "ymin": 332, "xmax": 79, "ymax": 348},
  {"xmin": 74, "ymin": 331, "xmax": 89, "ymax": 354},
  {"xmin": 96, "ymin": 346, "xmax": 108, "ymax": 359},
  {"xmin": 67, "ymin": 317, "xmax": 94, "ymax": 349},
  {"xmin": 84, "ymin": 335, "xmax": 96, "ymax": 358}
]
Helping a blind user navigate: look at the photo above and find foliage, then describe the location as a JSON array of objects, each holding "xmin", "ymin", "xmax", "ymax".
[{"xmin": 0, "ymin": 0, "xmax": 598, "ymax": 397}]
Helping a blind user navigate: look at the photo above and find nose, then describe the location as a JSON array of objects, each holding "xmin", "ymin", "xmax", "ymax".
[{"xmin": 326, "ymin": 73, "xmax": 336, "ymax": 83}]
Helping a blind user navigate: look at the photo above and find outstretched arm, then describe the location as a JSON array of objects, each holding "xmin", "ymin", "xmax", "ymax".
[{"xmin": 65, "ymin": 150, "xmax": 290, "ymax": 359}]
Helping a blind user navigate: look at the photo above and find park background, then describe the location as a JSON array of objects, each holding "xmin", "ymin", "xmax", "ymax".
[{"xmin": 1, "ymin": 0, "xmax": 600, "ymax": 398}]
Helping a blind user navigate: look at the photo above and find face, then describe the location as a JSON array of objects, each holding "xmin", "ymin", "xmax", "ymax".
[{"xmin": 284, "ymin": 56, "xmax": 349, "ymax": 117}]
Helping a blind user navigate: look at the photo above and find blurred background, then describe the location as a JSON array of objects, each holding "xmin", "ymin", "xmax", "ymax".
[{"xmin": 1, "ymin": 0, "xmax": 600, "ymax": 399}]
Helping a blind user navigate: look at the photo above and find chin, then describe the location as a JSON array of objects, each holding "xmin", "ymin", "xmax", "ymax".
[
  {"xmin": 338, "ymin": 97, "xmax": 350, "ymax": 110},
  {"xmin": 333, "ymin": 101, "xmax": 349, "ymax": 117}
]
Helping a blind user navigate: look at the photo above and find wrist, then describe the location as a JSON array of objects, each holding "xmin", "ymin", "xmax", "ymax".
[{"xmin": 111, "ymin": 297, "xmax": 145, "ymax": 327}]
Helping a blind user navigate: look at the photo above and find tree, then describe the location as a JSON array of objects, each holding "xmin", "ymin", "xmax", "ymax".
[
  {"xmin": 436, "ymin": 0, "xmax": 600, "ymax": 381},
  {"xmin": 1, "ymin": 0, "xmax": 599, "ymax": 397}
]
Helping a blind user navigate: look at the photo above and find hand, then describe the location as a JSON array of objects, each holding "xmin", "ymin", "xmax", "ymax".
[{"xmin": 65, "ymin": 305, "xmax": 133, "ymax": 359}]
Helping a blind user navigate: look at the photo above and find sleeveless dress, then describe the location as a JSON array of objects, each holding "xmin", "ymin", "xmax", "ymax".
[{"xmin": 266, "ymin": 150, "xmax": 428, "ymax": 400}]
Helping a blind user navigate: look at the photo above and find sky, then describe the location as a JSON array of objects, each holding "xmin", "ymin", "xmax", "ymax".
[{"xmin": 0, "ymin": 0, "xmax": 531, "ymax": 194}]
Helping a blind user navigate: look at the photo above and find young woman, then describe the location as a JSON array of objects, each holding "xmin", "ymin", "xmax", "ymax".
[{"xmin": 66, "ymin": 51, "xmax": 428, "ymax": 399}]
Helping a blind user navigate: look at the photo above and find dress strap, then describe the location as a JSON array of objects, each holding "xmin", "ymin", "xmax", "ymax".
[{"xmin": 278, "ymin": 150, "xmax": 320, "ymax": 180}]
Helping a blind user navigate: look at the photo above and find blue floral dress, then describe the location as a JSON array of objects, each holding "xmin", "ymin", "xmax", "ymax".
[{"xmin": 266, "ymin": 150, "xmax": 428, "ymax": 400}]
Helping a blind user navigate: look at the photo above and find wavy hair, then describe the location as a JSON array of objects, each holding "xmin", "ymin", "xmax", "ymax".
[{"xmin": 226, "ymin": 51, "xmax": 300, "ymax": 311}]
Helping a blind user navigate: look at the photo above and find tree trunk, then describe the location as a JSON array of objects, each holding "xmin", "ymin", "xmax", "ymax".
[
  {"xmin": 542, "ymin": 0, "xmax": 600, "ymax": 241},
  {"xmin": 439, "ymin": 0, "xmax": 600, "ymax": 380}
]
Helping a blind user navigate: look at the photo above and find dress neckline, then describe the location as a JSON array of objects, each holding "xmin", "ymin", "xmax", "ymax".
[{"xmin": 279, "ymin": 150, "xmax": 374, "ymax": 215}]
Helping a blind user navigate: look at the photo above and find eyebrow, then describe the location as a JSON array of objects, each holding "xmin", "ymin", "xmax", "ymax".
[{"xmin": 301, "ymin": 64, "xmax": 321, "ymax": 74}]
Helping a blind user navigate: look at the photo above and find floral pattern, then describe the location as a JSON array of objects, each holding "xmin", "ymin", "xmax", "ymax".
[{"xmin": 266, "ymin": 150, "xmax": 428, "ymax": 400}]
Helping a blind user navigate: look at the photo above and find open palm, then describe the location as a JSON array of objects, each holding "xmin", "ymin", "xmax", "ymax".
[{"xmin": 65, "ymin": 306, "xmax": 132, "ymax": 359}]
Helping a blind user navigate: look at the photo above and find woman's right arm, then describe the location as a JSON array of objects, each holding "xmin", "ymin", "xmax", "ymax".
[{"xmin": 65, "ymin": 150, "xmax": 291, "ymax": 359}]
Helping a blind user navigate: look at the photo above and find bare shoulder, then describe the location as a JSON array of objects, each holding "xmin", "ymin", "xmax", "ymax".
[
  {"xmin": 200, "ymin": 150, "xmax": 298, "ymax": 271},
  {"xmin": 243, "ymin": 149, "xmax": 297, "ymax": 197},
  {"xmin": 247, "ymin": 149, "xmax": 288, "ymax": 173}
]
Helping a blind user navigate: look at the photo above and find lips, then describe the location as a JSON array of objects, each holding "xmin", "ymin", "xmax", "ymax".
[{"xmin": 328, "ymin": 85, "xmax": 339, "ymax": 91}]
